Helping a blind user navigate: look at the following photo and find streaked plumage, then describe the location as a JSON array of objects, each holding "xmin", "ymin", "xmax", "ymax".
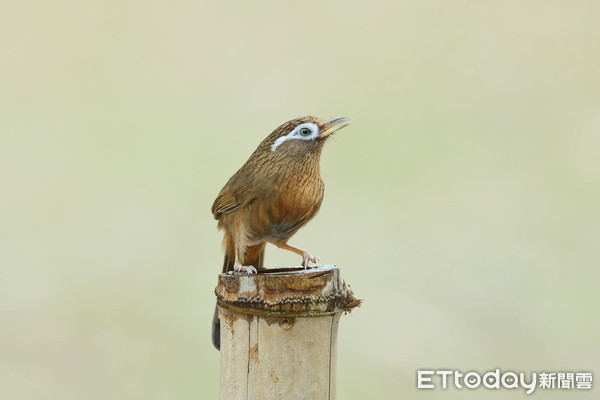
[{"xmin": 211, "ymin": 115, "xmax": 351, "ymax": 349}]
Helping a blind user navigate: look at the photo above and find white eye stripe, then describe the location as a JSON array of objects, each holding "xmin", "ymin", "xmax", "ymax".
[{"xmin": 270, "ymin": 123, "xmax": 319, "ymax": 152}]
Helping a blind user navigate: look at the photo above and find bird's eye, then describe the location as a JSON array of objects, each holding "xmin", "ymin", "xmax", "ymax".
[{"xmin": 299, "ymin": 127, "xmax": 312, "ymax": 137}]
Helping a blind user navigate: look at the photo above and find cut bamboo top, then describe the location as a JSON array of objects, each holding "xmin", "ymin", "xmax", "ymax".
[{"xmin": 215, "ymin": 265, "xmax": 360, "ymax": 317}]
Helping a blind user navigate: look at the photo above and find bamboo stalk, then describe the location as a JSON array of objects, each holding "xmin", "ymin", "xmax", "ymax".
[{"xmin": 215, "ymin": 265, "xmax": 359, "ymax": 400}]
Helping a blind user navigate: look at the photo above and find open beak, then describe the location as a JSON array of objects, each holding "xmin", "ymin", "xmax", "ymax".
[{"xmin": 320, "ymin": 117, "xmax": 352, "ymax": 138}]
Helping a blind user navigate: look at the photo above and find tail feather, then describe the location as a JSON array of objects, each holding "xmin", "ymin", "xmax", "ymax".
[{"xmin": 212, "ymin": 245, "xmax": 265, "ymax": 350}]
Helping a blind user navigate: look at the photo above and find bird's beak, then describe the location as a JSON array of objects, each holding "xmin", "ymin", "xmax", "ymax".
[{"xmin": 320, "ymin": 117, "xmax": 352, "ymax": 138}]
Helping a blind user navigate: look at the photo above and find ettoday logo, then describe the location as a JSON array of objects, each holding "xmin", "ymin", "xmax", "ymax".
[{"xmin": 417, "ymin": 369, "xmax": 593, "ymax": 395}]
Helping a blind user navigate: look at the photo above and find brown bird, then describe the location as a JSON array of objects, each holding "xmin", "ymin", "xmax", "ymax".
[{"xmin": 211, "ymin": 115, "xmax": 351, "ymax": 349}]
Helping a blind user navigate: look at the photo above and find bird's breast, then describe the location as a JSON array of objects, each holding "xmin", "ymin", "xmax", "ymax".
[{"xmin": 246, "ymin": 171, "xmax": 324, "ymax": 244}]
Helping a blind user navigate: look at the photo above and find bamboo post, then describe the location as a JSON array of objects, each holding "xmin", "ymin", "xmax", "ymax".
[{"xmin": 215, "ymin": 265, "xmax": 360, "ymax": 400}]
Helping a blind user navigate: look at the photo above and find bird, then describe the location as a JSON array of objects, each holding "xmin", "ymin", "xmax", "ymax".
[{"xmin": 210, "ymin": 115, "xmax": 351, "ymax": 349}]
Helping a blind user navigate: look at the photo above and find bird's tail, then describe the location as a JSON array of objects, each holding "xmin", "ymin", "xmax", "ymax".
[{"xmin": 212, "ymin": 245, "xmax": 265, "ymax": 350}]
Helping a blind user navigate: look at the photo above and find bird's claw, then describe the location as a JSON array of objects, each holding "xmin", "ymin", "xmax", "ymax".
[
  {"xmin": 301, "ymin": 252, "xmax": 320, "ymax": 269},
  {"xmin": 234, "ymin": 265, "xmax": 257, "ymax": 274}
]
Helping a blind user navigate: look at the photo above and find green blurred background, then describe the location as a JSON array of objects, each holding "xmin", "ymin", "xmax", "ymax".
[{"xmin": 1, "ymin": 1, "xmax": 599, "ymax": 399}]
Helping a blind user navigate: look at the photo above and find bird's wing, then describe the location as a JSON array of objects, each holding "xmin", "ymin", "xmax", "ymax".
[
  {"xmin": 211, "ymin": 188, "xmax": 239, "ymax": 218},
  {"xmin": 211, "ymin": 185, "xmax": 256, "ymax": 219}
]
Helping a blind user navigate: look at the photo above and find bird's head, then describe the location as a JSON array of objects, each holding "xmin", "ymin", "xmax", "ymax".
[{"xmin": 261, "ymin": 116, "xmax": 352, "ymax": 158}]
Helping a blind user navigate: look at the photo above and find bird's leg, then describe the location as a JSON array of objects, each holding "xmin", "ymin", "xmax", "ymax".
[
  {"xmin": 276, "ymin": 243, "xmax": 320, "ymax": 269},
  {"xmin": 233, "ymin": 234, "xmax": 257, "ymax": 274}
]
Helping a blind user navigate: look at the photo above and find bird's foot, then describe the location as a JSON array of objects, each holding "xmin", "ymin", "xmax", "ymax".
[
  {"xmin": 301, "ymin": 252, "xmax": 320, "ymax": 269},
  {"xmin": 234, "ymin": 264, "xmax": 257, "ymax": 274}
]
